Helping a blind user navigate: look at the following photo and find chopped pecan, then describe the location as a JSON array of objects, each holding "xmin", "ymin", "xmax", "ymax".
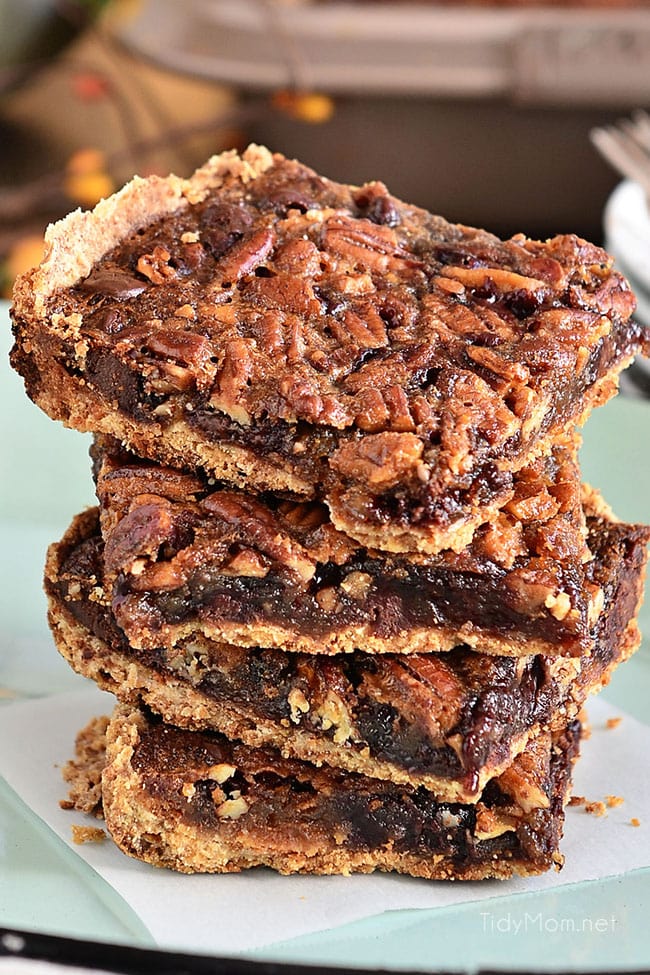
[
  {"xmin": 207, "ymin": 763, "xmax": 237, "ymax": 784},
  {"xmin": 433, "ymin": 275, "xmax": 465, "ymax": 296},
  {"xmin": 103, "ymin": 498, "xmax": 175, "ymax": 577},
  {"xmin": 466, "ymin": 345, "xmax": 530, "ymax": 387},
  {"xmin": 475, "ymin": 513, "xmax": 526, "ymax": 568},
  {"xmin": 506, "ymin": 385, "xmax": 536, "ymax": 420},
  {"xmin": 285, "ymin": 318, "xmax": 305, "ymax": 363},
  {"xmin": 136, "ymin": 246, "xmax": 177, "ymax": 285},
  {"xmin": 323, "ymin": 215, "xmax": 419, "ymax": 273},
  {"xmin": 279, "ymin": 375, "xmax": 352, "ymax": 427},
  {"xmin": 176, "ymin": 304, "xmax": 196, "ymax": 319},
  {"xmin": 529, "ymin": 516, "xmax": 587, "ymax": 561},
  {"xmin": 142, "ymin": 329, "xmax": 218, "ymax": 394},
  {"xmin": 201, "ymin": 491, "xmax": 316, "ymax": 583},
  {"xmin": 97, "ymin": 453, "xmax": 204, "ymax": 511},
  {"xmin": 440, "ymin": 265, "xmax": 550, "ymax": 297},
  {"xmin": 273, "ymin": 238, "xmax": 322, "ymax": 277},
  {"xmin": 330, "ymin": 432, "xmax": 424, "ymax": 488},
  {"xmin": 129, "ymin": 559, "xmax": 187, "ymax": 592},
  {"xmin": 147, "ymin": 363, "xmax": 194, "ymax": 394},
  {"xmin": 497, "ymin": 734, "xmax": 550, "ymax": 813},
  {"xmin": 312, "ymin": 690, "xmax": 354, "ymax": 744},
  {"xmin": 215, "ymin": 796, "xmax": 249, "ymax": 819},
  {"xmin": 255, "ymin": 311, "xmax": 285, "ymax": 354},
  {"xmin": 505, "ymin": 570, "xmax": 563, "ymax": 616},
  {"xmin": 544, "ymin": 590, "xmax": 572, "ymax": 621},
  {"xmin": 587, "ymin": 584, "xmax": 605, "ymax": 626},
  {"xmin": 287, "ymin": 688, "xmax": 310, "ymax": 722},
  {"xmin": 340, "ymin": 571, "xmax": 372, "ymax": 599},
  {"xmin": 440, "ymin": 371, "xmax": 519, "ymax": 476},
  {"xmin": 315, "ymin": 587, "xmax": 339, "ymax": 612},
  {"xmin": 382, "ymin": 384, "xmax": 416, "ymax": 432},
  {"xmin": 328, "ymin": 309, "xmax": 387, "ymax": 350},
  {"xmin": 210, "ymin": 338, "xmax": 255, "ymax": 420},
  {"xmin": 505, "ymin": 488, "xmax": 560, "ymax": 524},
  {"xmin": 474, "ymin": 804, "xmax": 514, "ymax": 841},
  {"xmin": 361, "ymin": 655, "xmax": 462, "ymax": 737},
  {"xmin": 215, "ymin": 226, "xmax": 275, "ymax": 285},
  {"xmin": 324, "ymin": 271, "xmax": 376, "ymax": 296},
  {"xmin": 244, "ymin": 272, "xmax": 321, "ymax": 317},
  {"xmin": 354, "ymin": 387, "xmax": 391, "ymax": 432},
  {"xmin": 222, "ymin": 548, "xmax": 269, "ymax": 578}
]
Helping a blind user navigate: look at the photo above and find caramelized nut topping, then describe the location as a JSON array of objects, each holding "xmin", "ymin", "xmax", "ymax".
[
  {"xmin": 87, "ymin": 432, "xmax": 629, "ymax": 659},
  {"xmin": 13, "ymin": 149, "xmax": 644, "ymax": 554}
]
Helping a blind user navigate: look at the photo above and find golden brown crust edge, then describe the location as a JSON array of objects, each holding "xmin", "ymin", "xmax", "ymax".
[
  {"xmin": 12, "ymin": 144, "xmax": 275, "ymax": 316},
  {"xmin": 49, "ymin": 587, "xmax": 640, "ymax": 801},
  {"xmin": 45, "ymin": 506, "xmax": 584, "ymax": 659},
  {"xmin": 43, "ymin": 508, "xmax": 557, "ymax": 802},
  {"xmin": 46, "ymin": 590, "xmax": 539, "ymax": 803},
  {"xmin": 100, "ymin": 703, "xmax": 561, "ymax": 880}
]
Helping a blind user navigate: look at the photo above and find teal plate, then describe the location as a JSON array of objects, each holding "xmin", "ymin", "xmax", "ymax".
[{"xmin": 2, "ymin": 300, "xmax": 650, "ymax": 972}]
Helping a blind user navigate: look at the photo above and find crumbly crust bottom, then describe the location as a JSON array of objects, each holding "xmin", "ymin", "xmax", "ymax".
[
  {"xmin": 71, "ymin": 703, "xmax": 578, "ymax": 879},
  {"xmin": 47, "ymin": 595, "xmax": 537, "ymax": 803}
]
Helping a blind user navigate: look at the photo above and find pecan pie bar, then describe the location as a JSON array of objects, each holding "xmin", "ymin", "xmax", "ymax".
[
  {"xmin": 11, "ymin": 146, "xmax": 646, "ymax": 554},
  {"xmin": 91, "ymin": 434, "xmax": 599, "ymax": 658},
  {"xmin": 45, "ymin": 504, "xmax": 646, "ymax": 801},
  {"xmin": 63, "ymin": 702, "xmax": 581, "ymax": 879}
]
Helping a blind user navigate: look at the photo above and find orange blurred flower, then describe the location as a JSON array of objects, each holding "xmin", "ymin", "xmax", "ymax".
[
  {"xmin": 64, "ymin": 148, "xmax": 115, "ymax": 208},
  {"xmin": 72, "ymin": 72, "xmax": 111, "ymax": 101},
  {"xmin": 2, "ymin": 235, "xmax": 45, "ymax": 297},
  {"xmin": 271, "ymin": 90, "xmax": 335, "ymax": 125}
]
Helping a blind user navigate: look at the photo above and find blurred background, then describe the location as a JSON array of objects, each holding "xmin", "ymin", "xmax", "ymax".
[{"xmin": 1, "ymin": 0, "xmax": 650, "ymax": 297}]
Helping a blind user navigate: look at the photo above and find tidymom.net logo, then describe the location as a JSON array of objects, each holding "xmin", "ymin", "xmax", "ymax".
[{"xmin": 480, "ymin": 912, "xmax": 618, "ymax": 935}]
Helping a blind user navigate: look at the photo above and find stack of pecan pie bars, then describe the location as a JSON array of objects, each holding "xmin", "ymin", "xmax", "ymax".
[{"xmin": 10, "ymin": 146, "xmax": 650, "ymax": 880}]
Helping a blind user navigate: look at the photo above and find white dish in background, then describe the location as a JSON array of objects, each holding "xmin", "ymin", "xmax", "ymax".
[
  {"xmin": 604, "ymin": 180, "xmax": 650, "ymax": 300},
  {"xmin": 116, "ymin": 0, "xmax": 650, "ymax": 102}
]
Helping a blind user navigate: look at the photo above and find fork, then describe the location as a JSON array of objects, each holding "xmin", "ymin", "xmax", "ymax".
[
  {"xmin": 591, "ymin": 110, "xmax": 650, "ymax": 201},
  {"xmin": 591, "ymin": 111, "xmax": 650, "ymax": 399}
]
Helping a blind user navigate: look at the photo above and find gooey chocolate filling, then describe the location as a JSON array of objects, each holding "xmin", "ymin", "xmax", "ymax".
[
  {"xmin": 50, "ymin": 508, "xmax": 647, "ymax": 791},
  {"xmin": 115, "ymin": 545, "xmax": 588, "ymax": 653},
  {"xmin": 48, "ymin": 528, "xmax": 590, "ymax": 788},
  {"xmin": 129, "ymin": 711, "xmax": 580, "ymax": 867}
]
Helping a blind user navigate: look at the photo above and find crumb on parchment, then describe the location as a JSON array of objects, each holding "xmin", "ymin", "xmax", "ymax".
[
  {"xmin": 606, "ymin": 717, "xmax": 622, "ymax": 730},
  {"xmin": 584, "ymin": 801, "xmax": 607, "ymax": 817},
  {"xmin": 605, "ymin": 795, "xmax": 624, "ymax": 808},
  {"xmin": 631, "ymin": 818, "xmax": 641, "ymax": 827},
  {"xmin": 570, "ymin": 796, "xmax": 627, "ymax": 816},
  {"xmin": 71, "ymin": 824, "xmax": 106, "ymax": 845}
]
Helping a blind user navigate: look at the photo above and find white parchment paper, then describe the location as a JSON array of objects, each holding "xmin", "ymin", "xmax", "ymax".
[{"xmin": 0, "ymin": 688, "xmax": 648, "ymax": 955}]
